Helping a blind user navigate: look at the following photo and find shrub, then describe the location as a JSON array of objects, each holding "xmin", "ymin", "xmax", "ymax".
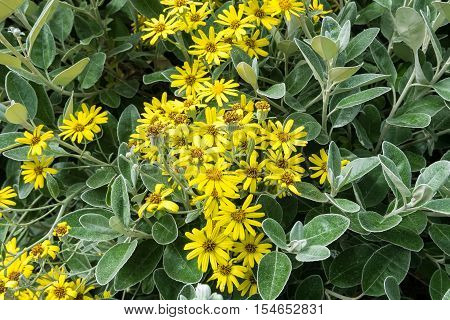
[{"xmin": 0, "ymin": 0, "xmax": 449, "ymax": 300}]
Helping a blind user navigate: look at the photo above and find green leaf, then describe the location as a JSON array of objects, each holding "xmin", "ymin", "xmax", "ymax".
[
  {"xmin": 384, "ymin": 276, "xmax": 401, "ymax": 300},
  {"xmin": 336, "ymin": 87, "xmax": 391, "ymax": 110},
  {"xmin": 86, "ymin": 167, "xmax": 116, "ymax": 189},
  {"xmin": 295, "ymin": 275, "xmax": 324, "ymax": 299},
  {"xmin": 0, "ymin": 52, "xmax": 21, "ymax": 69},
  {"xmin": 152, "ymin": 215, "xmax": 178, "ymax": 245},
  {"xmin": 100, "ymin": 89, "xmax": 121, "ymax": 108},
  {"xmin": 52, "ymin": 58, "xmax": 90, "ymax": 87},
  {"xmin": 379, "ymin": 155, "xmax": 411, "ymax": 203},
  {"xmin": 46, "ymin": 174, "xmax": 60, "ymax": 199},
  {"xmin": 4, "ymin": 103, "xmax": 28, "ymax": 125},
  {"xmin": 143, "ymin": 70, "xmax": 171, "ymax": 85},
  {"xmin": 27, "ymin": 0, "xmax": 59, "ymax": 54},
  {"xmin": 230, "ymin": 46, "xmax": 252, "ymax": 67},
  {"xmin": 345, "ymin": 28, "xmax": 379, "ymax": 61},
  {"xmin": 284, "ymin": 112, "xmax": 321, "ymax": 141},
  {"xmin": 262, "ymin": 218, "xmax": 287, "ymax": 249},
  {"xmin": 153, "ymin": 268, "xmax": 184, "ymax": 300},
  {"xmin": 118, "ymin": 104, "xmax": 140, "ymax": 144},
  {"xmin": 329, "ymin": 65, "xmax": 362, "ymax": 84},
  {"xmin": 395, "ymin": 7, "xmax": 426, "ymax": 51},
  {"xmin": 6, "ymin": 71, "xmax": 38, "ymax": 120},
  {"xmin": 295, "ymin": 182, "xmax": 328, "ymax": 203},
  {"xmin": 327, "ymin": 196, "xmax": 361, "ymax": 213},
  {"xmin": 382, "ymin": 141, "xmax": 411, "ymax": 187},
  {"xmin": 48, "ymin": 5, "xmax": 74, "ymax": 41},
  {"xmin": 111, "ymin": 175, "xmax": 130, "ymax": 226},
  {"xmin": 256, "ymin": 195, "xmax": 283, "ymax": 223},
  {"xmin": 129, "ymin": 0, "xmax": 163, "ymax": 18},
  {"xmin": 285, "ymin": 63, "xmax": 313, "ymax": 95},
  {"xmin": 327, "ymin": 141, "xmax": 341, "ymax": 185},
  {"xmin": 337, "ymin": 74, "xmax": 389, "ymax": 91},
  {"xmin": 433, "ymin": 78, "xmax": 450, "ymax": 101},
  {"xmin": 433, "ymin": 1, "xmax": 450, "ymax": 20},
  {"xmin": 294, "ymin": 38, "xmax": 325, "ymax": 82},
  {"xmin": 95, "ymin": 240, "xmax": 138, "ymax": 286},
  {"xmin": 370, "ymin": 39, "xmax": 397, "ymax": 85},
  {"xmin": 387, "ymin": 113, "xmax": 431, "ymax": 128},
  {"xmin": 0, "ymin": 132, "xmax": 22, "ymax": 150},
  {"xmin": 415, "ymin": 160, "xmax": 450, "ymax": 193},
  {"xmin": 303, "ymin": 214, "xmax": 350, "ymax": 246},
  {"xmin": 236, "ymin": 62, "xmax": 258, "ymax": 91},
  {"xmin": 114, "ymin": 239, "xmax": 163, "ymax": 290},
  {"xmin": 424, "ymin": 199, "xmax": 450, "ymax": 216},
  {"xmin": 358, "ymin": 211, "xmax": 402, "ymax": 233},
  {"xmin": 296, "ymin": 245, "xmax": 330, "ymax": 262},
  {"xmin": 78, "ymin": 52, "xmax": 106, "ymax": 89},
  {"xmin": 30, "ymin": 24, "xmax": 56, "ymax": 69},
  {"xmin": 163, "ymin": 238, "xmax": 203, "ymax": 284},
  {"xmin": 289, "ymin": 221, "xmax": 304, "ymax": 242},
  {"xmin": 329, "ymin": 245, "xmax": 373, "ymax": 288},
  {"xmin": 257, "ymin": 252, "xmax": 292, "ymax": 300},
  {"xmin": 257, "ymin": 83, "xmax": 286, "ymax": 100},
  {"xmin": 311, "ymin": 36, "xmax": 338, "ymax": 61},
  {"xmin": 63, "ymin": 208, "xmax": 118, "ymax": 241},
  {"xmin": 33, "ymin": 84, "xmax": 55, "ymax": 124},
  {"xmin": 429, "ymin": 224, "xmax": 450, "ymax": 256},
  {"xmin": 375, "ymin": 226, "xmax": 424, "ymax": 252},
  {"xmin": 400, "ymin": 96, "xmax": 444, "ymax": 117},
  {"xmin": 79, "ymin": 213, "xmax": 119, "ymax": 238},
  {"xmin": 362, "ymin": 245, "xmax": 411, "ymax": 297},
  {"xmin": 0, "ymin": 0, "xmax": 25, "ymax": 22},
  {"xmin": 429, "ymin": 269, "xmax": 450, "ymax": 300}
]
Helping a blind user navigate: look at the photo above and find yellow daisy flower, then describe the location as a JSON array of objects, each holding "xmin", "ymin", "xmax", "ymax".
[
  {"xmin": 142, "ymin": 14, "xmax": 178, "ymax": 45},
  {"xmin": 266, "ymin": 149, "xmax": 305, "ymax": 176},
  {"xmin": 29, "ymin": 240, "xmax": 60, "ymax": 260},
  {"xmin": 268, "ymin": 0, "xmax": 305, "ymax": 21},
  {"xmin": 78, "ymin": 104, "xmax": 108, "ymax": 134},
  {"xmin": 233, "ymin": 233, "xmax": 272, "ymax": 267},
  {"xmin": 238, "ymin": 268, "xmax": 258, "ymax": 297},
  {"xmin": 15, "ymin": 125, "xmax": 54, "ymax": 156},
  {"xmin": 197, "ymin": 79, "xmax": 239, "ymax": 107},
  {"xmin": 161, "ymin": 0, "xmax": 201, "ymax": 16},
  {"xmin": 265, "ymin": 168, "xmax": 302, "ymax": 196},
  {"xmin": 208, "ymin": 260, "xmax": 247, "ymax": 294},
  {"xmin": 235, "ymin": 151, "xmax": 267, "ymax": 193},
  {"xmin": 189, "ymin": 27, "xmax": 231, "ymax": 65},
  {"xmin": 179, "ymin": 3, "xmax": 211, "ymax": 32},
  {"xmin": 0, "ymin": 186, "xmax": 17, "ymax": 216},
  {"xmin": 266, "ymin": 119, "xmax": 308, "ymax": 155},
  {"xmin": 192, "ymin": 188, "xmax": 240, "ymax": 219},
  {"xmin": 170, "ymin": 60, "xmax": 211, "ymax": 96},
  {"xmin": 243, "ymin": 0, "xmax": 280, "ymax": 30},
  {"xmin": 309, "ymin": 0, "xmax": 332, "ymax": 23},
  {"xmin": 238, "ymin": 29, "xmax": 270, "ymax": 58},
  {"xmin": 215, "ymin": 5, "xmax": 254, "ymax": 40},
  {"xmin": 72, "ymin": 278, "xmax": 95, "ymax": 300},
  {"xmin": 53, "ymin": 222, "xmax": 71, "ymax": 238},
  {"xmin": 138, "ymin": 184, "xmax": 179, "ymax": 217},
  {"xmin": 214, "ymin": 194, "xmax": 265, "ymax": 241},
  {"xmin": 184, "ymin": 225, "xmax": 234, "ymax": 272},
  {"xmin": 44, "ymin": 275, "xmax": 77, "ymax": 300},
  {"xmin": 308, "ymin": 148, "xmax": 350, "ymax": 185},
  {"xmin": 2, "ymin": 252, "xmax": 34, "ymax": 289},
  {"xmin": 193, "ymin": 107, "xmax": 229, "ymax": 149},
  {"xmin": 59, "ymin": 112, "xmax": 96, "ymax": 144},
  {"xmin": 21, "ymin": 156, "xmax": 58, "ymax": 189}
]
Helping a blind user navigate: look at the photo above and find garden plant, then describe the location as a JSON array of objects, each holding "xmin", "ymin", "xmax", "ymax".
[{"xmin": 0, "ymin": 0, "xmax": 449, "ymax": 301}]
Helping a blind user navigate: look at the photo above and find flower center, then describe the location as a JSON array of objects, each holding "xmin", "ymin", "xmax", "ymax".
[
  {"xmin": 206, "ymin": 168, "xmax": 222, "ymax": 181},
  {"xmin": 190, "ymin": 13, "xmax": 200, "ymax": 22},
  {"xmin": 224, "ymin": 111, "xmax": 242, "ymax": 124},
  {"xmin": 255, "ymin": 101, "xmax": 271, "ymax": 110},
  {"xmin": 246, "ymin": 167, "xmax": 259, "ymax": 178},
  {"xmin": 245, "ymin": 243, "xmax": 257, "ymax": 253},
  {"xmin": 205, "ymin": 42, "xmax": 217, "ymax": 53},
  {"xmin": 185, "ymin": 74, "xmax": 197, "ymax": 86},
  {"xmin": 31, "ymin": 244, "xmax": 44, "ymax": 257},
  {"xmin": 230, "ymin": 20, "xmax": 241, "ymax": 30},
  {"xmin": 245, "ymin": 38, "xmax": 256, "ymax": 49},
  {"xmin": 154, "ymin": 22, "xmax": 166, "ymax": 33},
  {"xmin": 174, "ymin": 114, "xmax": 188, "ymax": 124},
  {"xmin": 54, "ymin": 286, "xmax": 67, "ymax": 299},
  {"xmin": 9, "ymin": 271, "xmax": 20, "ymax": 281},
  {"xmin": 254, "ymin": 9, "xmax": 266, "ymax": 18},
  {"xmin": 249, "ymin": 275, "xmax": 257, "ymax": 285},
  {"xmin": 147, "ymin": 193, "xmax": 162, "ymax": 204},
  {"xmin": 31, "ymin": 136, "xmax": 41, "ymax": 145},
  {"xmin": 175, "ymin": 0, "xmax": 186, "ymax": 6},
  {"xmin": 34, "ymin": 166, "xmax": 44, "ymax": 175},
  {"xmin": 277, "ymin": 132, "xmax": 290, "ymax": 142},
  {"xmin": 191, "ymin": 148, "xmax": 204, "ymax": 159},
  {"xmin": 218, "ymin": 264, "xmax": 232, "ymax": 276},
  {"xmin": 75, "ymin": 124, "xmax": 85, "ymax": 132},
  {"xmin": 279, "ymin": 0, "xmax": 293, "ymax": 10},
  {"xmin": 54, "ymin": 225, "xmax": 68, "ymax": 236},
  {"xmin": 276, "ymin": 159, "xmax": 288, "ymax": 169},
  {"xmin": 0, "ymin": 281, "xmax": 6, "ymax": 294},
  {"xmin": 206, "ymin": 125, "xmax": 219, "ymax": 136},
  {"xmin": 202, "ymin": 239, "xmax": 216, "ymax": 252},
  {"xmin": 231, "ymin": 209, "xmax": 246, "ymax": 223},
  {"xmin": 281, "ymin": 172, "xmax": 294, "ymax": 185}
]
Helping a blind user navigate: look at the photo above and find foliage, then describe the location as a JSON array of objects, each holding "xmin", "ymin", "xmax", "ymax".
[{"xmin": 0, "ymin": 0, "xmax": 449, "ymax": 301}]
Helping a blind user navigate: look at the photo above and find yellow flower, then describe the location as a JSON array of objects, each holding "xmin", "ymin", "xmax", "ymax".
[
  {"xmin": 29, "ymin": 240, "xmax": 60, "ymax": 260},
  {"xmin": 214, "ymin": 194, "xmax": 265, "ymax": 240},
  {"xmin": 223, "ymin": 109, "xmax": 259, "ymax": 146},
  {"xmin": 179, "ymin": 3, "xmax": 211, "ymax": 32},
  {"xmin": 243, "ymin": 0, "xmax": 280, "ymax": 30},
  {"xmin": 309, "ymin": 0, "xmax": 332, "ymax": 23},
  {"xmin": 266, "ymin": 119, "xmax": 308, "ymax": 154},
  {"xmin": 184, "ymin": 225, "xmax": 234, "ymax": 272},
  {"xmin": 171, "ymin": 60, "xmax": 211, "ymax": 96},
  {"xmin": 2, "ymin": 252, "xmax": 34, "ymax": 289},
  {"xmin": 4, "ymin": 237, "xmax": 20, "ymax": 256},
  {"xmin": 138, "ymin": 184, "xmax": 179, "ymax": 217},
  {"xmin": 308, "ymin": 148, "xmax": 350, "ymax": 185},
  {"xmin": 15, "ymin": 288, "xmax": 40, "ymax": 300},
  {"xmin": 238, "ymin": 29, "xmax": 270, "ymax": 58},
  {"xmin": 233, "ymin": 233, "xmax": 272, "ymax": 267},
  {"xmin": 268, "ymin": 0, "xmax": 305, "ymax": 21},
  {"xmin": 0, "ymin": 186, "xmax": 17, "ymax": 217},
  {"xmin": 189, "ymin": 158, "xmax": 243, "ymax": 197},
  {"xmin": 208, "ymin": 260, "xmax": 247, "ymax": 294},
  {"xmin": 53, "ymin": 222, "xmax": 71, "ymax": 238},
  {"xmin": 59, "ymin": 112, "xmax": 96, "ymax": 144},
  {"xmin": 265, "ymin": 168, "xmax": 302, "ymax": 196},
  {"xmin": 78, "ymin": 104, "xmax": 108, "ymax": 134},
  {"xmin": 189, "ymin": 27, "xmax": 231, "ymax": 65},
  {"xmin": 192, "ymin": 188, "xmax": 239, "ymax": 219},
  {"xmin": 197, "ymin": 79, "xmax": 239, "ymax": 107},
  {"xmin": 235, "ymin": 151, "xmax": 267, "ymax": 193},
  {"xmin": 193, "ymin": 107, "xmax": 228, "ymax": 149},
  {"xmin": 266, "ymin": 149, "xmax": 305, "ymax": 176},
  {"xmin": 142, "ymin": 14, "xmax": 178, "ymax": 45},
  {"xmin": 161, "ymin": 0, "xmax": 201, "ymax": 15},
  {"xmin": 21, "ymin": 156, "xmax": 58, "ymax": 189},
  {"xmin": 215, "ymin": 5, "xmax": 254, "ymax": 40},
  {"xmin": 44, "ymin": 275, "xmax": 77, "ymax": 300},
  {"xmin": 15, "ymin": 125, "xmax": 54, "ymax": 156},
  {"xmin": 72, "ymin": 278, "xmax": 95, "ymax": 300},
  {"xmin": 238, "ymin": 268, "xmax": 258, "ymax": 297}
]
